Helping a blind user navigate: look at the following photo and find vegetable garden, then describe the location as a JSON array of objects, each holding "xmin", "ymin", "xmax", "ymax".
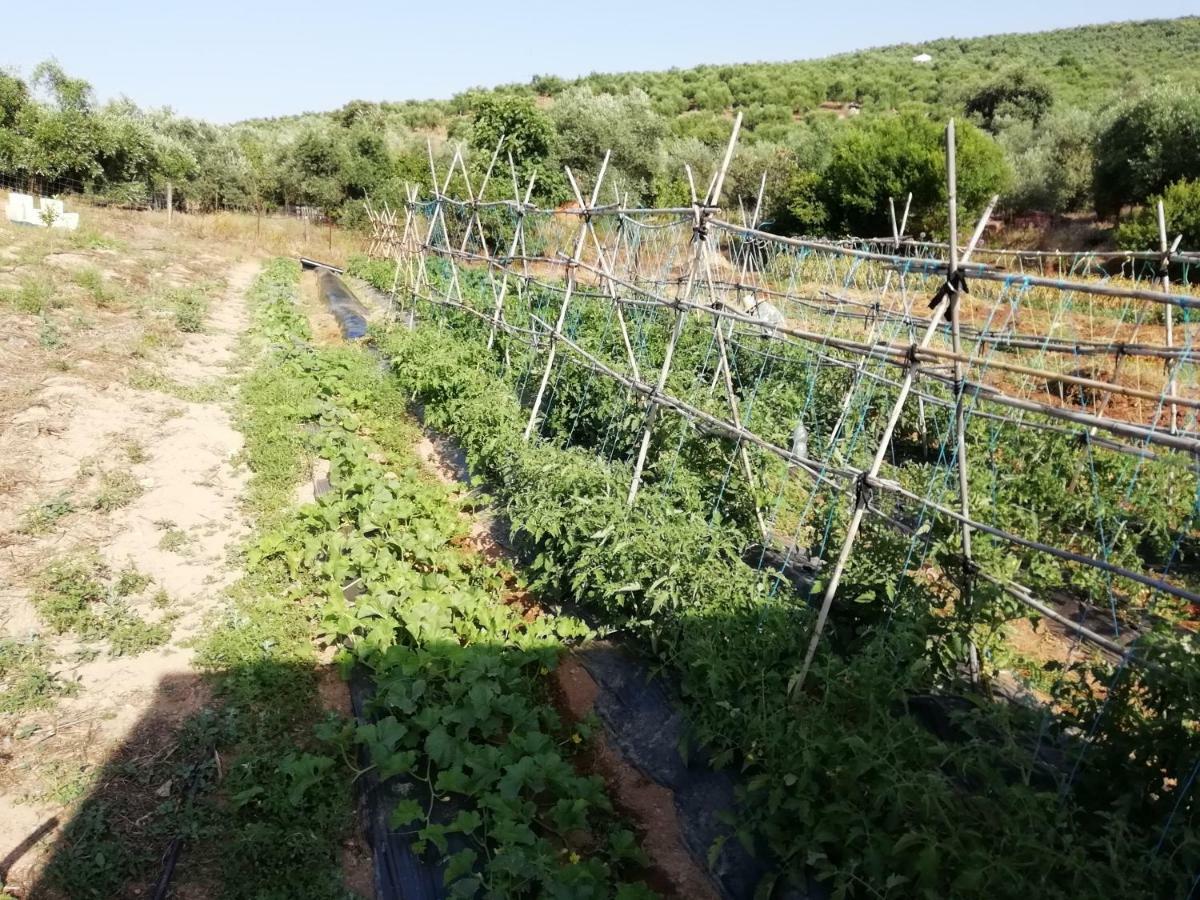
[{"xmin": 339, "ymin": 116, "xmax": 1200, "ymax": 899}]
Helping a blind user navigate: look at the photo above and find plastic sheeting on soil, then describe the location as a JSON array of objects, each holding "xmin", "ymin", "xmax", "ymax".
[{"xmin": 316, "ymin": 269, "xmax": 369, "ymax": 340}]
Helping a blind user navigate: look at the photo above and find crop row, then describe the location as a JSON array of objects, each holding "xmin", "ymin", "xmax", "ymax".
[{"xmin": 354, "ymin": 254, "xmax": 1200, "ymax": 899}]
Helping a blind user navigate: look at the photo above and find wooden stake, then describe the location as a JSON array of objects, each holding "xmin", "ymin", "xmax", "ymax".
[
  {"xmin": 627, "ymin": 113, "xmax": 742, "ymax": 505},
  {"xmin": 945, "ymin": 120, "xmax": 982, "ymax": 686},
  {"xmin": 1158, "ymin": 200, "xmax": 1178, "ymax": 435},
  {"xmin": 489, "ymin": 156, "xmax": 537, "ymax": 349},
  {"xmin": 523, "ymin": 152, "xmax": 611, "ymax": 441}
]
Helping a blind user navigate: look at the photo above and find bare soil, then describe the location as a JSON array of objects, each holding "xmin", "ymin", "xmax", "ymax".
[{"xmin": 0, "ymin": 210, "xmax": 256, "ymax": 893}]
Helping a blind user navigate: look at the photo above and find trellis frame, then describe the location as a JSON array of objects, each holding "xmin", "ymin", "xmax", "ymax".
[{"xmin": 365, "ymin": 119, "xmax": 1199, "ymax": 678}]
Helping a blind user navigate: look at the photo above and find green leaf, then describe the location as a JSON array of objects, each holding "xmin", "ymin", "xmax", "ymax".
[
  {"xmin": 444, "ymin": 848, "xmax": 477, "ymax": 885},
  {"xmin": 390, "ymin": 798, "xmax": 424, "ymax": 830}
]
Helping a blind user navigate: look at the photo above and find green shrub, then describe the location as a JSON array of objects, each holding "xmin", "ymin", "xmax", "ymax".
[
  {"xmin": 818, "ymin": 112, "xmax": 1010, "ymax": 237},
  {"xmin": 171, "ymin": 288, "xmax": 209, "ymax": 333},
  {"xmin": 1094, "ymin": 85, "xmax": 1200, "ymax": 218},
  {"xmin": 1116, "ymin": 178, "xmax": 1200, "ymax": 252}
]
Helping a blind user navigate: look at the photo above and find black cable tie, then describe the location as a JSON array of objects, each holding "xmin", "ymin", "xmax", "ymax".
[
  {"xmin": 853, "ymin": 472, "xmax": 873, "ymax": 509},
  {"xmin": 905, "ymin": 343, "xmax": 920, "ymax": 370},
  {"xmin": 929, "ymin": 268, "xmax": 969, "ymax": 310}
]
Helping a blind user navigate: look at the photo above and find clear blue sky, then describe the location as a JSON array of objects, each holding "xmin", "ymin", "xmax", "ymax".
[{"xmin": 4, "ymin": 1, "xmax": 1196, "ymax": 123}]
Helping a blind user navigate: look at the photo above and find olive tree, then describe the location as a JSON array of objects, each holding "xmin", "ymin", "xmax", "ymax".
[
  {"xmin": 550, "ymin": 88, "xmax": 665, "ymax": 201},
  {"xmin": 819, "ymin": 112, "xmax": 1009, "ymax": 237},
  {"xmin": 1093, "ymin": 86, "xmax": 1200, "ymax": 218}
]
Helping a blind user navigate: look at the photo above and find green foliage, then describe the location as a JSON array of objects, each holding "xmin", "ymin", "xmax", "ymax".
[
  {"xmin": 998, "ymin": 107, "xmax": 1095, "ymax": 213},
  {"xmin": 228, "ymin": 260, "xmax": 651, "ymax": 895},
  {"xmin": 965, "ymin": 70, "xmax": 1054, "ymax": 132},
  {"xmin": 471, "ymin": 93, "xmax": 556, "ymax": 190},
  {"xmin": 1093, "ymin": 85, "xmax": 1200, "ymax": 217},
  {"xmin": 551, "ymin": 88, "xmax": 665, "ymax": 200},
  {"xmin": 351, "ymin": 251, "xmax": 1200, "ymax": 899},
  {"xmin": 1116, "ymin": 178, "xmax": 1200, "ymax": 251},
  {"xmin": 193, "ymin": 258, "xmax": 354, "ymax": 899},
  {"xmin": 819, "ymin": 113, "xmax": 1009, "ymax": 236},
  {"xmin": 0, "ymin": 637, "xmax": 76, "ymax": 714}
]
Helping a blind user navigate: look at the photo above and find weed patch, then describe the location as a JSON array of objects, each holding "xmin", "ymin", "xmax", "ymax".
[
  {"xmin": 91, "ymin": 469, "xmax": 143, "ymax": 511},
  {"xmin": 34, "ymin": 558, "xmax": 171, "ymax": 656},
  {"xmin": 1, "ymin": 276, "xmax": 53, "ymax": 314},
  {"xmin": 19, "ymin": 492, "xmax": 75, "ymax": 534},
  {"xmin": 128, "ymin": 370, "xmax": 223, "ymax": 403},
  {"xmin": 171, "ymin": 287, "xmax": 209, "ymax": 333},
  {"xmin": 71, "ymin": 266, "xmax": 121, "ymax": 308},
  {"xmin": 38, "ymin": 316, "xmax": 62, "ymax": 349},
  {"xmin": 157, "ymin": 528, "xmax": 192, "ymax": 554},
  {"xmin": 0, "ymin": 637, "xmax": 77, "ymax": 714}
]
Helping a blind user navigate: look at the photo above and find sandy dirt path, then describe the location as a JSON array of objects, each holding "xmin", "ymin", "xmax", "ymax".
[{"xmin": 0, "ymin": 260, "xmax": 259, "ymax": 891}]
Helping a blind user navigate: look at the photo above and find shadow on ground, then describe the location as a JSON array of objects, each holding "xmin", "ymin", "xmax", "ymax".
[{"xmin": 9, "ymin": 660, "xmax": 367, "ymax": 900}]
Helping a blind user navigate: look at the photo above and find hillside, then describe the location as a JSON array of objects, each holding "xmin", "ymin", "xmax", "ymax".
[
  {"xmin": 249, "ymin": 17, "xmax": 1200, "ymax": 131},
  {"xmin": 3, "ymin": 17, "xmax": 1200, "ymax": 243}
]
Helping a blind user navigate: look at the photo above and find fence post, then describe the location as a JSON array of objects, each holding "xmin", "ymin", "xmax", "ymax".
[
  {"xmin": 626, "ymin": 113, "xmax": 742, "ymax": 506},
  {"xmin": 166, "ymin": 181, "xmax": 173, "ymax": 225},
  {"xmin": 1158, "ymin": 200, "xmax": 1179, "ymax": 435},
  {"xmin": 523, "ymin": 152, "xmax": 611, "ymax": 441}
]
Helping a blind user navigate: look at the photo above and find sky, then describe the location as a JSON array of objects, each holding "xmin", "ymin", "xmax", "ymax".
[{"xmin": 4, "ymin": 0, "xmax": 1197, "ymax": 123}]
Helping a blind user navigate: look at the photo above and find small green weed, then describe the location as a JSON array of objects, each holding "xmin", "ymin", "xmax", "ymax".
[
  {"xmin": 92, "ymin": 470, "xmax": 142, "ymax": 512},
  {"xmin": 104, "ymin": 609, "xmax": 171, "ymax": 656},
  {"xmin": 35, "ymin": 558, "xmax": 108, "ymax": 635},
  {"xmin": 158, "ymin": 528, "xmax": 192, "ymax": 554},
  {"xmin": 172, "ymin": 288, "xmax": 209, "ymax": 333},
  {"xmin": 1, "ymin": 276, "xmax": 53, "ymax": 314},
  {"xmin": 19, "ymin": 492, "xmax": 74, "ymax": 534},
  {"xmin": 35, "ymin": 760, "xmax": 95, "ymax": 807},
  {"xmin": 114, "ymin": 565, "xmax": 152, "ymax": 597},
  {"xmin": 39, "ymin": 316, "xmax": 62, "ymax": 349},
  {"xmin": 120, "ymin": 438, "xmax": 149, "ymax": 464},
  {"xmin": 72, "ymin": 267, "xmax": 119, "ymax": 307},
  {"xmin": 0, "ymin": 637, "xmax": 77, "ymax": 714}
]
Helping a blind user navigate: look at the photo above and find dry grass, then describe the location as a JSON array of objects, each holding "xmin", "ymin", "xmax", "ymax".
[{"xmin": 150, "ymin": 208, "xmax": 359, "ymax": 269}]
